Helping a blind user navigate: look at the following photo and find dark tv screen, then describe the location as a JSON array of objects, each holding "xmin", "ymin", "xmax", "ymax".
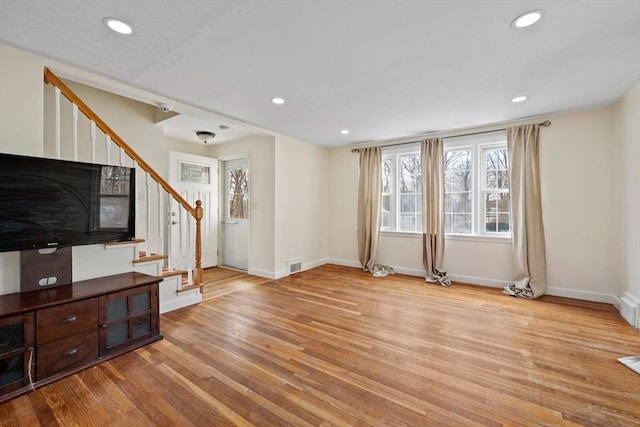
[{"xmin": 0, "ymin": 153, "xmax": 135, "ymax": 253}]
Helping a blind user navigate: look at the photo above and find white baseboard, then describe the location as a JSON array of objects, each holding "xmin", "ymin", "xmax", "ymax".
[
  {"xmin": 328, "ymin": 259, "xmax": 361, "ymax": 269},
  {"xmin": 544, "ymin": 287, "xmax": 617, "ymax": 305},
  {"xmin": 447, "ymin": 274, "xmax": 511, "ymax": 288},
  {"xmin": 303, "ymin": 258, "xmax": 329, "ymax": 271},
  {"xmin": 248, "ymin": 268, "xmax": 277, "ymax": 280}
]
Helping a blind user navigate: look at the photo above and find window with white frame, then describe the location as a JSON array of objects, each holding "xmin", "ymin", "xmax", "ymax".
[
  {"xmin": 381, "ymin": 146, "xmax": 422, "ymax": 232},
  {"xmin": 380, "ymin": 134, "xmax": 509, "ymax": 237},
  {"xmin": 444, "ymin": 132, "xmax": 510, "ymax": 237}
]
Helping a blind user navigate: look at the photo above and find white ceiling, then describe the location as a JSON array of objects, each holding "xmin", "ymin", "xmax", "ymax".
[{"xmin": 0, "ymin": 0, "xmax": 639, "ymax": 147}]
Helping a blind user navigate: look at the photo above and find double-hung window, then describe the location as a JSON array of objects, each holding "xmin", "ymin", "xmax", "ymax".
[
  {"xmin": 380, "ymin": 133, "xmax": 510, "ymax": 238},
  {"xmin": 444, "ymin": 132, "xmax": 510, "ymax": 237},
  {"xmin": 381, "ymin": 146, "xmax": 421, "ymax": 232}
]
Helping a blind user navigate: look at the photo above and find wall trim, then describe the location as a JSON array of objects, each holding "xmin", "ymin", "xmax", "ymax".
[
  {"xmin": 248, "ymin": 268, "xmax": 277, "ymax": 280},
  {"xmin": 544, "ymin": 287, "xmax": 616, "ymax": 305},
  {"xmin": 303, "ymin": 258, "xmax": 329, "ymax": 271},
  {"xmin": 328, "ymin": 259, "xmax": 361, "ymax": 269}
]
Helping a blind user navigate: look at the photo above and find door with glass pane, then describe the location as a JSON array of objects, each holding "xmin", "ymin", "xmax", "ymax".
[
  {"xmin": 99, "ymin": 284, "xmax": 158, "ymax": 356},
  {"xmin": 222, "ymin": 158, "xmax": 249, "ymax": 270}
]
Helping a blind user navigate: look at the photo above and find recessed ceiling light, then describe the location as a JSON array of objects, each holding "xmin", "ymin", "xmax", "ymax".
[
  {"xmin": 511, "ymin": 10, "xmax": 542, "ymax": 28},
  {"xmin": 340, "ymin": 129, "xmax": 350, "ymax": 135},
  {"xmin": 512, "ymin": 95, "xmax": 528, "ymax": 103},
  {"xmin": 271, "ymin": 97, "xmax": 285, "ymax": 105},
  {"xmin": 104, "ymin": 18, "xmax": 133, "ymax": 35}
]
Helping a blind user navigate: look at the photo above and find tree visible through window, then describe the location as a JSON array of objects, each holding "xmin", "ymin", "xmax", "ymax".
[
  {"xmin": 228, "ymin": 168, "xmax": 248, "ymax": 219},
  {"xmin": 381, "ymin": 135, "xmax": 510, "ymax": 237},
  {"xmin": 483, "ymin": 148, "xmax": 509, "ymax": 232},
  {"xmin": 443, "ymin": 136, "xmax": 510, "ymax": 236},
  {"xmin": 380, "ymin": 149, "xmax": 421, "ymax": 232},
  {"xmin": 444, "ymin": 149, "xmax": 472, "ymax": 233}
]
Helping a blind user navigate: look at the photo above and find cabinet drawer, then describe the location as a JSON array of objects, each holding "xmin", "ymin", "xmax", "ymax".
[
  {"xmin": 37, "ymin": 299, "xmax": 98, "ymax": 344},
  {"xmin": 37, "ymin": 329, "xmax": 98, "ymax": 379}
]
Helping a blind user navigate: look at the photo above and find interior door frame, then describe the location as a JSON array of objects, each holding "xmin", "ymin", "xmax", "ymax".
[{"xmin": 218, "ymin": 153, "xmax": 250, "ymax": 271}]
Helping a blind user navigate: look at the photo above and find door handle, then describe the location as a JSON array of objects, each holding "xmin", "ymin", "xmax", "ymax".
[
  {"xmin": 171, "ymin": 221, "xmax": 180, "ymax": 225},
  {"xmin": 224, "ymin": 221, "xmax": 239, "ymax": 225}
]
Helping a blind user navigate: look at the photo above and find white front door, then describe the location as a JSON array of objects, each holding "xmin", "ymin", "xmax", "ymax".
[
  {"xmin": 168, "ymin": 151, "xmax": 218, "ymax": 270},
  {"xmin": 222, "ymin": 158, "xmax": 249, "ymax": 270}
]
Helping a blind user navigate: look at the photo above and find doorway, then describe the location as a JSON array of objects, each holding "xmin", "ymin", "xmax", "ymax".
[{"xmin": 221, "ymin": 157, "xmax": 249, "ymax": 271}]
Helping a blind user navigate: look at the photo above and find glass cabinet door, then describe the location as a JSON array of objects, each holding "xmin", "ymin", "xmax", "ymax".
[
  {"xmin": 0, "ymin": 313, "xmax": 34, "ymax": 394},
  {"xmin": 99, "ymin": 284, "xmax": 158, "ymax": 356}
]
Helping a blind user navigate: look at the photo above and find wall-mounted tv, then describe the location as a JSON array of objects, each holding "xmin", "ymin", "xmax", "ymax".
[{"xmin": 0, "ymin": 153, "xmax": 135, "ymax": 253}]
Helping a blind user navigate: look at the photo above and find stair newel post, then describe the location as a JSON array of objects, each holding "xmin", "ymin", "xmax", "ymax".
[{"xmin": 194, "ymin": 200, "xmax": 204, "ymax": 287}]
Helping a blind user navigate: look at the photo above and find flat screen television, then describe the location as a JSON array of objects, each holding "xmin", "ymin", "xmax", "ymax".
[{"xmin": 0, "ymin": 153, "xmax": 135, "ymax": 253}]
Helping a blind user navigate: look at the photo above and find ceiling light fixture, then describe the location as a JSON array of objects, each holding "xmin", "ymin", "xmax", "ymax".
[
  {"xmin": 340, "ymin": 130, "xmax": 350, "ymax": 134},
  {"xmin": 196, "ymin": 131, "xmax": 216, "ymax": 144},
  {"xmin": 104, "ymin": 18, "xmax": 133, "ymax": 35},
  {"xmin": 511, "ymin": 10, "xmax": 542, "ymax": 29},
  {"xmin": 271, "ymin": 97, "xmax": 285, "ymax": 105},
  {"xmin": 511, "ymin": 95, "xmax": 528, "ymax": 103}
]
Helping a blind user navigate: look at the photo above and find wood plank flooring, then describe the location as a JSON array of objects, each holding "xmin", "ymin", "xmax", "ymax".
[{"xmin": 1, "ymin": 264, "xmax": 639, "ymax": 426}]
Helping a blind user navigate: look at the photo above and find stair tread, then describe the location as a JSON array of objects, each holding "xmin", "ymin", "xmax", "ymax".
[
  {"xmin": 133, "ymin": 254, "xmax": 169, "ymax": 264},
  {"xmin": 105, "ymin": 238, "xmax": 145, "ymax": 247},
  {"xmin": 162, "ymin": 269, "xmax": 187, "ymax": 278}
]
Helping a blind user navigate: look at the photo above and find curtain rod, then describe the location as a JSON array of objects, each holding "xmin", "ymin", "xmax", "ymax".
[{"xmin": 350, "ymin": 120, "xmax": 551, "ymax": 153}]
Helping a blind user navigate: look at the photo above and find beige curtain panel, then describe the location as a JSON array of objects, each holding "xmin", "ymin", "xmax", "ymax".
[
  {"xmin": 357, "ymin": 146, "xmax": 382, "ymax": 272},
  {"xmin": 505, "ymin": 124, "xmax": 547, "ymax": 299},
  {"xmin": 421, "ymin": 138, "xmax": 451, "ymax": 286}
]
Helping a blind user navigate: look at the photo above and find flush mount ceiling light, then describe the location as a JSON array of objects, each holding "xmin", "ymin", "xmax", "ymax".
[
  {"xmin": 104, "ymin": 18, "xmax": 133, "ymax": 35},
  {"xmin": 511, "ymin": 10, "xmax": 542, "ymax": 28},
  {"xmin": 271, "ymin": 97, "xmax": 285, "ymax": 105},
  {"xmin": 340, "ymin": 129, "xmax": 350, "ymax": 134},
  {"xmin": 196, "ymin": 131, "xmax": 216, "ymax": 144},
  {"xmin": 512, "ymin": 95, "xmax": 528, "ymax": 103}
]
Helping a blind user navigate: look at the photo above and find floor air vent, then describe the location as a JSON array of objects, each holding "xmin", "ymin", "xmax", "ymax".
[{"xmin": 287, "ymin": 257, "xmax": 303, "ymax": 274}]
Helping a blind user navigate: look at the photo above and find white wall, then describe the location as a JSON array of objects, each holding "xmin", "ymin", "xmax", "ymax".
[
  {"xmin": 0, "ymin": 43, "xmax": 48, "ymax": 293},
  {"xmin": 328, "ymin": 147, "xmax": 359, "ymax": 264},
  {"xmin": 328, "ymin": 107, "xmax": 619, "ymax": 302},
  {"xmin": 614, "ymin": 81, "xmax": 640, "ymax": 304},
  {"xmin": 208, "ymin": 137, "xmax": 276, "ymax": 277},
  {"xmin": 0, "ymin": 43, "xmax": 45, "ymax": 157},
  {"xmin": 274, "ymin": 136, "xmax": 329, "ymax": 277}
]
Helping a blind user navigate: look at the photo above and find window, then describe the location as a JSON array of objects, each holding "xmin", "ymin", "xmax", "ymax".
[
  {"xmin": 380, "ymin": 133, "xmax": 510, "ymax": 237},
  {"xmin": 444, "ymin": 132, "xmax": 510, "ymax": 237},
  {"xmin": 381, "ymin": 147, "xmax": 421, "ymax": 232},
  {"xmin": 227, "ymin": 167, "xmax": 249, "ymax": 219}
]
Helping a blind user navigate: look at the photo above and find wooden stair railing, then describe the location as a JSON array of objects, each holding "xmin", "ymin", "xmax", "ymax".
[{"xmin": 43, "ymin": 67, "xmax": 204, "ymax": 287}]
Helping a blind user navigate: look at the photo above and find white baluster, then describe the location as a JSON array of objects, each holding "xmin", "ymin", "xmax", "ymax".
[
  {"xmin": 119, "ymin": 147, "xmax": 124, "ymax": 166},
  {"xmin": 167, "ymin": 198, "xmax": 173, "ymax": 272},
  {"xmin": 105, "ymin": 135, "xmax": 111, "ymax": 165},
  {"xmin": 90, "ymin": 121, "xmax": 96, "ymax": 163},
  {"xmin": 157, "ymin": 183, "xmax": 163, "ymax": 257},
  {"xmin": 145, "ymin": 173, "xmax": 151, "ymax": 251},
  {"xmin": 72, "ymin": 103, "xmax": 78, "ymax": 161},
  {"xmin": 186, "ymin": 202, "xmax": 193, "ymax": 286},
  {"xmin": 54, "ymin": 87, "xmax": 61, "ymax": 159}
]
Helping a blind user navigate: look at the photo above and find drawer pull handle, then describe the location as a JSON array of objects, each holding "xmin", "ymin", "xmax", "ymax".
[
  {"xmin": 62, "ymin": 315, "xmax": 78, "ymax": 324},
  {"xmin": 63, "ymin": 348, "xmax": 78, "ymax": 357}
]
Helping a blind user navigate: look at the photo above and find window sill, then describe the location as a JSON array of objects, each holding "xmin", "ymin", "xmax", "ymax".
[
  {"xmin": 380, "ymin": 230, "xmax": 422, "ymax": 239},
  {"xmin": 379, "ymin": 230, "xmax": 511, "ymax": 244},
  {"xmin": 445, "ymin": 234, "xmax": 511, "ymax": 244}
]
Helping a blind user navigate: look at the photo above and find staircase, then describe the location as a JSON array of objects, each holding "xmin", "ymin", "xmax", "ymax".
[{"xmin": 44, "ymin": 68, "xmax": 204, "ymax": 313}]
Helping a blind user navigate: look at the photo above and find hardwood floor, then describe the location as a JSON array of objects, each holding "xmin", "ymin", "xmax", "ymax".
[{"xmin": 2, "ymin": 265, "xmax": 639, "ymax": 426}]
